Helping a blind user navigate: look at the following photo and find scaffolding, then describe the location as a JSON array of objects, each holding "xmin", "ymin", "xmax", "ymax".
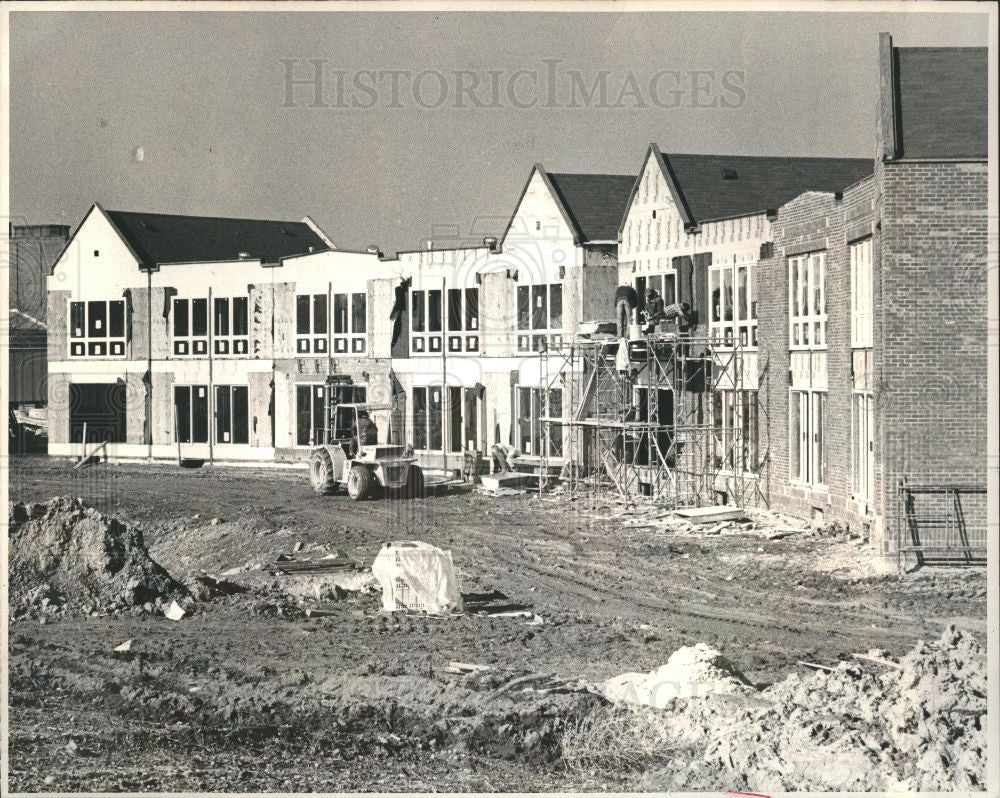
[{"xmin": 537, "ymin": 329, "xmax": 767, "ymax": 509}]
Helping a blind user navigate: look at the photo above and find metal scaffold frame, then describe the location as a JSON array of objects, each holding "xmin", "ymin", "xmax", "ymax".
[{"xmin": 537, "ymin": 329, "xmax": 767, "ymax": 509}]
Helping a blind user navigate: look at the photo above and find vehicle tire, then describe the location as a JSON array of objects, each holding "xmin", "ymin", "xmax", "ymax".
[
  {"xmin": 347, "ymin": 465, "xmax": 375, "ymax": 501},
  {"xmin": 405, "ymin": 465, "xmax": 425, "ymax": 499},
  {"xmin": 310, "ymin": 448, "xmax": 337, "ymax": 495}
]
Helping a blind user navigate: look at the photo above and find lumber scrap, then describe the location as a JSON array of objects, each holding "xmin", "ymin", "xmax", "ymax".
[
  {"xmin": 797, "ymin": 660, "xmax": 836, "ymax": 672},
  {"xmin": 851, "ymin": 652, "xmax": 903, "ymax": 670}
]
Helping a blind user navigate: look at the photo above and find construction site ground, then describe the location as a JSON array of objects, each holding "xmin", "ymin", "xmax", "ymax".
[{"xmin": 6, "ymin": 456, "xmax": 988, "ymax": 792}]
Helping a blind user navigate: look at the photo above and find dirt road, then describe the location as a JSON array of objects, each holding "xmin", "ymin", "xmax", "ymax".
[{"xmin": 7, "ymin": 456, "xmax": 987, "ymax": 790}]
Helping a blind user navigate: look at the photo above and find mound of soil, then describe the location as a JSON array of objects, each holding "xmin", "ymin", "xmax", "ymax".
[
  {"xmin": 631, "ymin": 625, "xmax": 987, "ymax": 791},
  {"xmin": 602, "ymin": 643, "xmax": 753, "ymax": 707},
  {"xmin": 8, "ymin": 497, "xmax": 187, "ymax": 618}
]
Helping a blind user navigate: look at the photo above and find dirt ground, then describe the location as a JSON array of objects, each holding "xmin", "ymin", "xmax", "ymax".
[{"xmin": 6, "ymin": 456, "xmax": 988, "ymax": 792}]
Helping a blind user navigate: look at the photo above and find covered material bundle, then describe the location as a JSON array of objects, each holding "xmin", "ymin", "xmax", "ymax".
[{"xmin": 371, "ymin": 541, "xmax": 463, "ymax": 615}]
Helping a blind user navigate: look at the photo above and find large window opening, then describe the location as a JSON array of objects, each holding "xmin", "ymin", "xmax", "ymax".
[
  {"xmin": 172, "ymin": 298, "xmax": 209, "ymax": 356},
  {"xmin": 516, "ymin": 386, "xmax": 563, "ymax": 457},
  {"xmin": 516, "ymin": 283, "xmax": 563, "ymax": 352},
  {"xmin": 412, "ymin": 386, "xmax": 444, "ymax": 451},
  {"xmin": 213, "ymin": 297, "xmax": 249, "ymax": 356},
  {"xmin": 710, "ymin": 262, "xmax": 757, "ymax": 347},
  {"xmin": 789, "ymin": 253, "xmax": 826, "ymax": 349},
  {"xmin": 850, "ymin": 238, "xmax": 873, "ymax": 349},
  {"xmin": 174, "ymin": 385, "xmax": 209, "ymax": 444},
  {"xmin": 215, "ymin": 385, "xmax": 249, "ymax": 444},
  {"xmin": 296, "ymin": 293, "xmax": 329, "ymax": 354},
  {"xmin": 68, "ymin": 300, "xmax": 126, "ymax": 358},
  {"xmin": 852, "ymin": 392, "xmax": 875, "ymax": 505},
  {"xmin": 296, "ymin": 384, "xmax": 328, "ymax": 446}
]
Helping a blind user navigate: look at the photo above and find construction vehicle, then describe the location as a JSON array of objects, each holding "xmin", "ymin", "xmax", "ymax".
[{"xmin": 308, "ymin": 375, "xmax": 424, "ymax": 500}]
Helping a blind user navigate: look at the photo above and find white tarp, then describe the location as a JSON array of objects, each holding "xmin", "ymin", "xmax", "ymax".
[{"xmin": 371, "ymin": 541, "xmax": 463, "ymax": 615}]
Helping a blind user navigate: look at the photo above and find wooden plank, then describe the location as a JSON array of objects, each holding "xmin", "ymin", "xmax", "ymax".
[
  {"xmin": 851, "ymin": 652, "xmax": 903, "ymax": 670},
  {"xmin": 73, "ymin": 439, "xmax": 108, "ymax": 470},
  {"xmin": 674, "ymin": 505, "xmax": 747, "ymax": 524}
]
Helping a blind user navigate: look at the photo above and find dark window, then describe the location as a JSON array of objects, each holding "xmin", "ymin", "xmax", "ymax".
[
  {"xmin": 463, "ymin": 387, "xmax": 478, "ymax": 450},
  {"xmin": 70, "ymin": 302, "xmax": 85, "ymax": 337},
  {"xmin": 428, "ymin": 385, "xmax": 443, "ymax": 449},
  {"xmin": 192, "ymin": 386, "xmax": 209, "ymax": 443},
  {"xmin": 412, "ymin": 291, "xmax": 425, "ymax": 332},
  {"xmin": 296, "ymin": 387, "xmax": 311, "ymax": 446},
  {"xmin": 109, "ymin": 301, "xmax": 125, "ymax": 338},
  {"xmin": 173, "ymin": 299, "xmax": 189, "ymax": 337},
  {"xmin": 334, "ymin": 294, "xmax": 348, "ymax": 334},
  {"xmin": 214, "ymin": 298, "xmax": 230, "ymax": 336},
  {"xmin": 465, "ymin": 288, "xmax": 478, "ymax": 330},
  {"xmin": 428, "ymin": 290, "xmax": 442, "ymax": 332},
  {"xmin": 549, "ymin": 285, "xmax": 562, "ymax": 328},
  {"xmin": 232, "ymin": 297, "xmax": 249, "ymax": 336},
  {"xmin": 413, "ymin": 387, "xmax": 427, "ymax": 449},
  {"xmin": 175, "ymin": 386, "xmax": 192, "ymax": 443},
  {"xmin": 313, "ymin": 294, "xmax": 327, "ymax": 335},
  {"xmin": 87, "ymin": 301, "xmax": 106, "ymax": 337},
  {"xmin": 517, "ymin": 286, "xmax": 530, "ymax": 330},
  {"xmin": 192, "ymin": 299, "xmax": 208, "ymax": 336},
  {"xmin": 449, "ymin": 386, "xmax": 463, "ymax": 452},
  {"xmin": 232, "ymin": 386, "xmax": 248, "ymax": 444},
  {"xmin": 296, "ymin": 295, "xmax": 311, "ymax": 335},
  {"xmin": 448, "ymin": 289, "xmax": 463, "ymax": 331},
  {"xmin": 531, "ymin": 285, "xmax": 546, "ymax": 330},
  {"xmin": 351, "ymin": 293, "xmax": 366, "ymax": 334},
  {"xmin": 214, "ymin": 385, "xmax": 248, "ymax": 444}
]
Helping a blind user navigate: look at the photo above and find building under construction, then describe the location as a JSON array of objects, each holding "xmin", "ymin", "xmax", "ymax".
[{"xmin": 537, "ymin": 325, "xmax": 765, "ymax": 510}]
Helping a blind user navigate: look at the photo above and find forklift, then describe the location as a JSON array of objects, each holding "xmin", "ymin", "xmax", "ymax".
[{"xmin": 308, "ymin": 375, "xmax": 424, "ymax": 500}]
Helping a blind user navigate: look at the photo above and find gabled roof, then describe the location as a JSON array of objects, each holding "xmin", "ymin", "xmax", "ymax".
[
  {"xmin": 102, "ymin": 208, "xmax": 330, "ymax": 267},
  {"xmin": 894, "ymin": 46, "xmax": 987, "ymax": 159},
  {"xmin": 624, "ymin": 145, "xmax": 872, "ymax": 230},
  {"xmin": 545, "ymin": 172, "xmax": 637, "ymax": 242},
  {"xmin": 501, "ymin": 164, "xmax": 636, "ymax": 246}
]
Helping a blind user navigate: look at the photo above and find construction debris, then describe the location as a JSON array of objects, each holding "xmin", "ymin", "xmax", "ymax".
[
  {"xmin": 271, "ymin": 552, "xmax": 356, "ymax": 575},
  {"xmin": 673, "ymin": 506, "xmax": 747, "ymax": 525},
  {"xmin": 113, "ymin": 640, "xmax": 132, "ymax": 653},
  {"xmin": 163, "ymin": 601, "xmax": 186, "ymax": 621}
]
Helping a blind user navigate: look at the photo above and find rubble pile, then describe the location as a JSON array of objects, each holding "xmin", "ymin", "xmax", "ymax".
[
  {"xmin": 8, "ymin": 497, "xmax": 187, "ymax": 618},
  {"xmin": 582, "ymin": 625, "xmax": 986, "ymax": 791}
]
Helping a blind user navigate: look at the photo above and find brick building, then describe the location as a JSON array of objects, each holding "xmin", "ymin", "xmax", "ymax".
[{"xmin": 757, "ymin": 34, "xmax": 988, "ymax": 556}]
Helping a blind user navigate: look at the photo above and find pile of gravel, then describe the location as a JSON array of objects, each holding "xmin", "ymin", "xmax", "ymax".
[{"xmin": 8, "ymin": 497, "xmax": 187, "ymax": 619}]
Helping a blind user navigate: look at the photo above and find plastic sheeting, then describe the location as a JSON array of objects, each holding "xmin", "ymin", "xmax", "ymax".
[{"xmin": 371, "ymin": 541, "xmax": 463, "ymax": 615}]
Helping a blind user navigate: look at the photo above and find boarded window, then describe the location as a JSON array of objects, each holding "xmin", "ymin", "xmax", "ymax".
[{"xmin": 465, "ymin": 288, "xmax": 478, "ymax": 330}]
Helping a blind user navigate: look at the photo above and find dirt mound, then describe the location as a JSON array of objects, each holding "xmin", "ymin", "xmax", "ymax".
[
  {"xmin": 569, "ymin": 625, "xmax": 986, "ymax": 791},
  {"xmin": 602, "ymin": 643, "xmax": 753, "ymax": 707},
  {"xmin": 8, "ymin": 497, "xmax": 187, "ymax": 618}
]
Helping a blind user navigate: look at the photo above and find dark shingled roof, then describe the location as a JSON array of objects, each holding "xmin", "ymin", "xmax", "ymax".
[
  {"xmin": 895, "ymin": 47, "xmax": 987, "ymax": 159},
  {"xmin": 661, "ymin": 153, "xmax": 873, "ymax": 223},
  {"xmin": 104, "ymin": 210, "xmax": 329, "ymax": 266},
  {"xmin": 546, "ymin": 173, "xmax": 637, "ymax": 242}
]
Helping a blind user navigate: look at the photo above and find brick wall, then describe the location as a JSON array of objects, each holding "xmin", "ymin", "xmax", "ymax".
[
  {"xmin": 757, "ymin": 177, "xmax": 878, "ymax": 537},
  {"xmin": 878, "ymin": 160, "xmax": 989, "ymax": 552}
]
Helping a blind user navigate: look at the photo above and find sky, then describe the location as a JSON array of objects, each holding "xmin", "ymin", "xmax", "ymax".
[{"xmin": 9, "ymin": 7, "xmax": 990, "ymax": 255}]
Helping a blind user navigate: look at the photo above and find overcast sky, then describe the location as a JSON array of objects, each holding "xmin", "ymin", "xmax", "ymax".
[{"xmin": 10, "ymin": 8, "xmax": 989, "ymax": 254}]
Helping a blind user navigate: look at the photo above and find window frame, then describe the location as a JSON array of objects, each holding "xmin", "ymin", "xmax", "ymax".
[
  {"xmin": 213, "ymin": 296, "xmax": 250, "ymax": 357},
  {"xmin": 709, "ymin": 261, "xmax": 757, "ymax": 349},
  {"xmin": 296, "ymin": 292, "xmax": 329, "ymax": 355},
  {"xmin": 173, "ymin": 384, "xmax": 210, "ymax": 444},
  {"xmin": 411, "ymin": 385, "xmax": 445, "ymax": 451},
  {"xmin": 852, "ymin": 391, "xmax": 875, "ymax": 505},
  {"xmin": 515, "ymin": 282, "xmax": 563, "ymax": 353},
  {"xmin": 850, "ymin": 238, "xmax": 874, "ymax": 349},
  {"xmin": 295, "ymin": 383, "xmax": 329, "ymax": 447},
  {"xmin": 789, "ymin": 388, "xmax": 827, "ymax": 487},
  {"xmin": 788, "ymin": 252, "xmax": 827, "ymax": 350},
  {"xmin": 171, "ymin": 297, "xmax": 209, "ymax": 357},
  {"xmin": 331, "ymin": 291, "xmax": 367, "ymax": 355},
  {"xmin": 68, "ymin": 299, "xmax": 127, "ymax": 358},
  {"xmin": 516, "ymin": 385, "xmax": 564, "ymax": 458},
  {"xmin": 214, "ymin": 384, "xmax": 250, "ymax": 445}
]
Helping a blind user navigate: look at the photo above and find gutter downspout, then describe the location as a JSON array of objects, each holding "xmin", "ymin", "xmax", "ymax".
[{"xmin": 208, "ymin": 286, "xmax": 215, "ymax": 465}]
